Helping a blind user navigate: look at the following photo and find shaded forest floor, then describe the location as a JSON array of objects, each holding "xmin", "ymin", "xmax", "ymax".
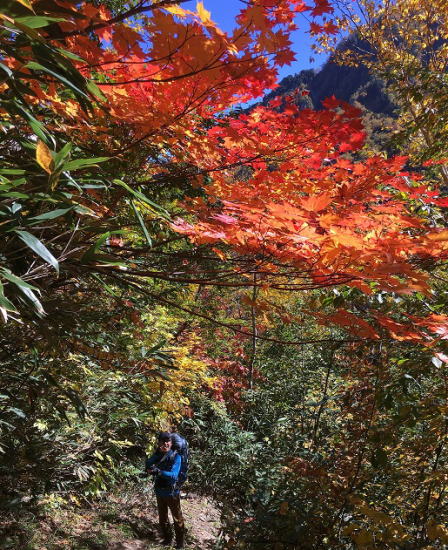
[{"xmin": 1, "ymin": 488, "xmax": 221, "ymax": 550}]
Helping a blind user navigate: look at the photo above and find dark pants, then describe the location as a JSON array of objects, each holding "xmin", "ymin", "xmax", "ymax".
[{"xmin": 156, "ymin": 494, "xmax": 185, "ymax": 545}]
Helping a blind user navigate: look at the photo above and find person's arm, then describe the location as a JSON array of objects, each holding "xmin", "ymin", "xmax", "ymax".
[
  {"xmin": 145, "ymin": 453, "xmax": 159, "ymax": 471},
  {"xmin": 158, "ymin": 453, "xmax": 181, "ymax": 479}
]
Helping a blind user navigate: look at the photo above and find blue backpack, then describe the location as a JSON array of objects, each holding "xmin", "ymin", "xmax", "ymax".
[{"xmin": 170, "ymin": 433, "xmax": 189, "ymax": 488}]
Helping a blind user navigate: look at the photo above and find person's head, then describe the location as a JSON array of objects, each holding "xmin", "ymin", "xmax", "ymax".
[{"xmin": 157, "ymin": 432, "xmax": 172, "ymax": 453}]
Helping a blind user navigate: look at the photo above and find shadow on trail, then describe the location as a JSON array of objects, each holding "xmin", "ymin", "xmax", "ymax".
[{"xmin": 0, "ymin": 491, "xmax": 220, "ymax": 549}]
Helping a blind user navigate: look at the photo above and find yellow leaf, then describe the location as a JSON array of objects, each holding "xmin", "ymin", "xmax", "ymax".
[
  {"xmin": 196, "ymin": 1, "xmax": 211, "ymax": 23},
  {"xmin": 36, "ymin": 140, "xmax": 54, "ymax": 174},
  {"xmin": 165, "ymin": 5, "xmax": 190, "ymax": 17},
  {"xmin": 16, "ymin": 0, "xmax": 34, "ymax": 10},
  {"xmin": 112, "ymin": 87, "xmax": 129, "ymax": 97}
]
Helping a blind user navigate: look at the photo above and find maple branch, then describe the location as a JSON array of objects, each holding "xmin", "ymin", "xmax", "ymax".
[
  {"xmin": 106, "ymin": 272, "xmax": 379, "ymax": 347},
  {"xmin": 109, "ymin": 43, "xmax": 344, "ymax": 154},
  {"xmin": 80, "ymin": 26, "xmax": 195, "ymax": 72},
  {"xmin": 112, "ymin": 267, "xmax": 356, "ymax": 289},
  {"xmin": 58, "ymin": 0, "xmax": 194, "ymax": 39},
  {"xmin": 114, "ymin": 75, "xmax": 221, "ymax": 153},
  {"xmin": 94, "ymin": 51, "xmax": 264, "ymax": 86},
  {"xmin": 95, "ymin": 242, "xmax": 359, "ymax": 289}
]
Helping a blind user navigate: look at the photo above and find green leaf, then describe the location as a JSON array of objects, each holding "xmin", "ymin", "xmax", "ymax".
[
  {"xmin": 15, "ymin": 16, "xmax": 65, "ymax": 28},
  {"xmin": 0, "ymin": 191, "xmax": 30, "ymax": 199},
  {"xmin": 146, "ymin": 340, "xmax": 168, "ymax": 353},
  {"xmin": 0, "ymin": 62, "xmax": 13, "ymax": 80},
  {"xmin": 95, "ymin": 258, "xmax": 128, "ymax": 267},
  {"xmin": 81, "ymin": 230, "xmax": 126, "ymax": 263},
  {"xmin": 114, "ymin": 179, "xmax": 170, "ymax": 219},
  {"xmin": 13, "ymin": 103, "xmax": 49, "ymax": 142},
  {"xmin": 154, "ymin": 370, "xmax": 173, "ymax": 381},
  {"xmin": 17, "ymin": 286, "xmax": 45, "ymax": 317},
  {"xmin": 53, "ymin": 142, "xmax": 72, "ymax": 170},
  {"xmin": 4, "ymin": 18, "xmax": 42, "ymax": 41},
  {"xmin": 90, "ymin": 274, "xmax": 119, "ymax": 297},
  {"xmin": 55, "ymin": 48, "xmax": 85, "ymax": 62},
  {"xmin": 131, "ymin": 200, "xmax": 152, "ymax": 247},
  {"xmin": 25, "ymin": 61, "xmax": 90, "ymax": 101},
  {"xmin": 0, "ymin": 282, "xmax": 17, "ymax": 312},
  {"xmin": 86, "ymin": 80, "xmax": 107, "ymax": 101},
  {"xmin": 0, "ymin": 169, "xmax": 26, "ymax": 175},
  {"xmin": 0, "ymin": 178, "xmax": 26, "ymax": 190},
  {"xmin": 28, "ymin": 207, "xmax": 72, "ymax": 222},
  {"xmin": 0, "ymin": 268, "xmax": 37, "ymax": 290},
  {"xmin": 63, "ymin": 157, "xmax": 109, "ymax": 171},
  {"xmin": 14, "ymin": 230, "xmax": 59, "ymax": 274},
  {"xmin": 28, "ymin": 118, "xmax": 49, "ymax": 143}
]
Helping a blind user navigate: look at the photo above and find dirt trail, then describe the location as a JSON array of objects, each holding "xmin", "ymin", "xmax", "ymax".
[
  {"xmin": 106, "ymin": 492, "xmax": 220, "ymax": 549},
  {"xmin": 1, "ymin": 490, "xmax": 221, "ymax": 549}
]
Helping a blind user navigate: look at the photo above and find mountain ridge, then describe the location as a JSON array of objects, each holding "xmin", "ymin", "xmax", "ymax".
[{"xmin": 263, "ymin": 38, "xmax": 395, "ymax": 116}]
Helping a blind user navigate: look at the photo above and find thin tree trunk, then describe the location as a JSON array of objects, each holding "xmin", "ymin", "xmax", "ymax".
[{"xmin": 248, "ymin": 272, "xmax": 258, "ymax": 389}]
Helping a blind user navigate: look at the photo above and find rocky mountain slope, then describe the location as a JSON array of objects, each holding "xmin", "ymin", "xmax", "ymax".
[{"xmin": 263, "ymin": 37, "xmax": 395, "ymax": 115}]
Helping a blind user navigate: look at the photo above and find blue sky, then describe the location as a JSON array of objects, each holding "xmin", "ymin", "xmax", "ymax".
[{"xmin": 183, "ymin": 0, "xmax": 330, "ymax": 80}]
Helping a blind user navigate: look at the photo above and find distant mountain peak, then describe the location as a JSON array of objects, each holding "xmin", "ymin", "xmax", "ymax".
[{"xmin": 263, "ymin": 37, "xmax": 395, "ymax": 116}]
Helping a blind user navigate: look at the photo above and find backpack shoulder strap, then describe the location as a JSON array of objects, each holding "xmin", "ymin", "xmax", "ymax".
[{"xmin": 155, "ymin": 449, "xmax": 177, "ymax": 468}]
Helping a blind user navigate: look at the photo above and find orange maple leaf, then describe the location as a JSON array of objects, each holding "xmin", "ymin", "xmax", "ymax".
[{"xmin": 301, "ymin": 193, "xmax": 332, "ymax": 212}]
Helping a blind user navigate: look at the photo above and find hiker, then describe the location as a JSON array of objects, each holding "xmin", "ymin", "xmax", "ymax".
[{"xmin": 146, "ymin": 432, "xmax": 186, "ymax": 548}]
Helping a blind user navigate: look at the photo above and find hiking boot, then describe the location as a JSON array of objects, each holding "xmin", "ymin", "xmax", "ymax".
[
  {"xmin": 174, "ymin": 527, "xmax": 185, "ymax": 548},
  {"xmin": 160, "ymin": 522, "xmax": 173, "ymax": 546}
]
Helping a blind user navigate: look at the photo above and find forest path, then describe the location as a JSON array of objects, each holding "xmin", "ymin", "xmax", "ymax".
[
  {"xmin": 105, "ymin": 492, "xmax": 221, "ymax": 550},
  {"xmin": 2, "ymin": 490, "xmax": 221, "ymax": 549}
]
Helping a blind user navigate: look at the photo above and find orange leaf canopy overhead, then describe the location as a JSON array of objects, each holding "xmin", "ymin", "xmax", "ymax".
[
  {"xmin": 172, "ymin": 98, "xmax": 448, "ymax": 296},
  {"xmin": 18, "ymin": 0, "xmax": 335, "ymax": 147},
  {"xmin": 4, "ymin": 0, "xmax": 447, "ymax": 345}
]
